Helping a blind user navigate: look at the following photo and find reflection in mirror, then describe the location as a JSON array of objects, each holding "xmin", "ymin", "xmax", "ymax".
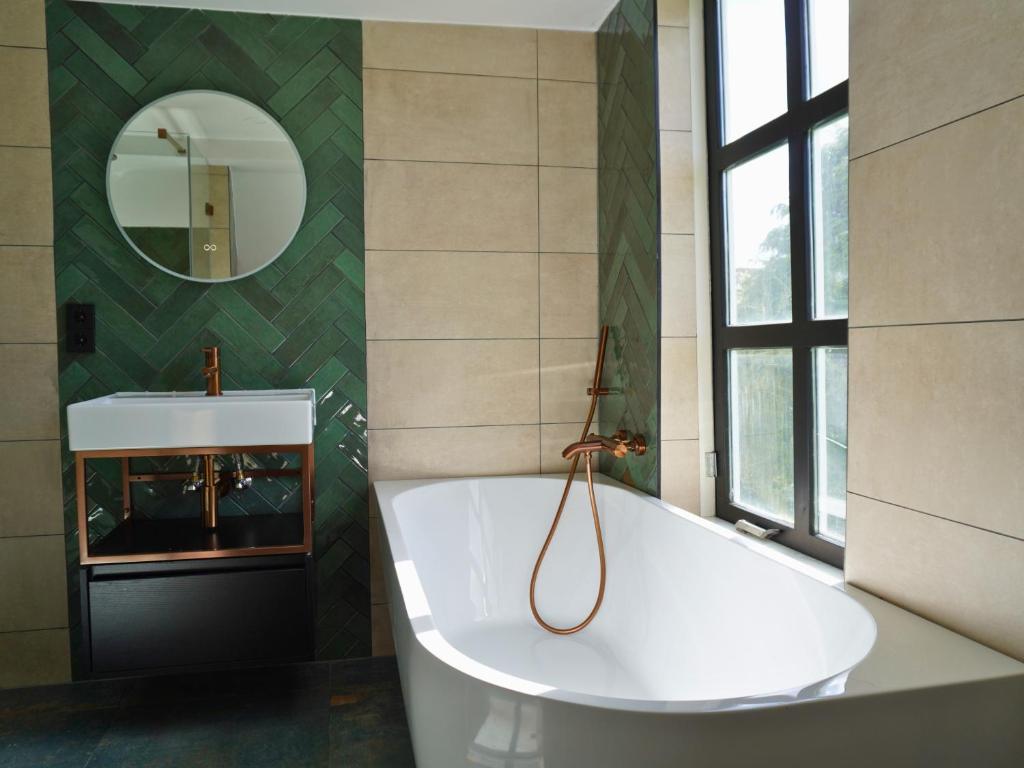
[{"xmin": 107, "ymin": 91, "xmax": 305, "ymax": 282}]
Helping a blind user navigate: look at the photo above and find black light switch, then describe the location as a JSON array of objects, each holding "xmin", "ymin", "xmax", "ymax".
[{"xmin": 66, "ymin": 303, "xmax": 96, "ymax": 353}]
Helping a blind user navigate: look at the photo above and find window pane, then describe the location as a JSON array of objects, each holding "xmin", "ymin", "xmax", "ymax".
[
  {"xmin": 807, "ymin": 0, "xmax": 849, "ymax": 96},
  {"xmin": 721, "ymin": 0, "xmax": 788, "ymax": 142},
  {"xmin": 729, "ymin": 348, "xmax": 794, "ymax": 526},
  {"xmin": 726, "ymin": 144, "xmax": 791, "ymax": 325},
  {"xmin": 814, "ymin": 346, "xmax": 847, "ymax": 543},
  {"xmin": 811, "ymin": 114, "xmax": 849, "ymax": 319}
]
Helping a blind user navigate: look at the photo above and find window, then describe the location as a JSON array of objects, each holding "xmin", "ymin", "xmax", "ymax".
[{"xmin": 706, "ymin": 0, "xmax": 849, "ymax": 566}]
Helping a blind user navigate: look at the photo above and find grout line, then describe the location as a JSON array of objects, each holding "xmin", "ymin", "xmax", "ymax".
[
  {"xmin": 850, "ymin": 317, "xmax": 1024, "ymax": 331},
  {"xmin": 366, "ymin": 156, "xmax": 597, "ymax": 170},
  {"xmin": 367, "ymin": 248, "xmax": 598, "ymax": 255},
  {"xmin": 0, "ymin": 142, "xmax": 51, "ymax": 150},
  {"xmin": 0, "ymin": 625, "xmax": 69, "ymax": 635},
  {"xmin": 536, "ymin": 28, "xmax": 543, "ymax": 473},
  {"xmin": 368, "ymin": 421, "xmax": 588, "ymax": 432},
  {"xmin": 850, "ymin": 92, "xmax": 1024, "ymax": 162},
  {"xmin": 0, "ymin": 43, "xmax": 47, "ymax": 51},
  {"xmin": 0, "ymin": 532, "xmax": 64, "ymax": 540},
  {"xmin": 847, "ymin": 491, "xmax": 1024, "ymax": 544},
  {"xmin": 367, "ymin": 336, "xmax": 595, "ymax": 342},
  {"xmin": 362, "ymin": 65, "xmax": 595, "ymax": 85}
]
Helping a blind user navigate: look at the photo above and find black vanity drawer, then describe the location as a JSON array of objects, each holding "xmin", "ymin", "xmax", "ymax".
[{"xmin": 89, "ymin": 564, "xmax": 310, "ymax": 673}]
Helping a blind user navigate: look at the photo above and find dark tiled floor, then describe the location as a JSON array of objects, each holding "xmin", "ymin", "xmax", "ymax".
[{"xmin": 0, "ymin": 657, "xmax": 415, "ymax": 768}]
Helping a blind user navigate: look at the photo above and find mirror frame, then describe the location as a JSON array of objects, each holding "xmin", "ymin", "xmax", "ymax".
[{"xmin": 105, "ymin": 89, "xmax": 307, "ymax": 284}]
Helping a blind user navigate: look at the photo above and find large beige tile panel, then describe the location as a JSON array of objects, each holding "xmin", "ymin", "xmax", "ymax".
[
  {"xmin": 364, "ymin": 69, "xmax": 537, "ymax": 164},
  {"xmin": 363, "ymin": 21, "xmax": 537, "ymax": 78},
  {"xmin": 0, "ymin": 0, "xmax": 46, "ymax": 48},
  {"xmin": 0, "ymin": 629, "xmax": 71, "ymax": 688},
  {"xmin": 661, "ymin": 439, "xmax": 701, "ymax": 514},
  {"xmin": 659, "ymin": 130, "xmax": 694, "ymax": 235},
  {"xmin": 366, "ymin": 251, "xmax": 538, "ymax": 339},
  {"xmin": 539, "ymin": 253, "xmax": 598, "ymax": 338},
  {"xmin": 661, "ymin": 338, "xmax": 699, "ymax": 440},
  {"xmin": 365, "ymin": 160, "xmax": 537, "ymax": 252},
  {"xmin": 846, "ymin": 493, "xmax": 1024, "ymax": 660},
  {"xmin": 538, "ymin": 31, "xmax": 596, "ymax": 83},
  {"xmin": 369, "ymin": 515, "xmax": 386, "ymax": 604},
  {"xmin": 0, "ymin": 440, "xmax": 62, "ymax": 537},
  {"xmin": 0, "ymin": 246, "xmax": 56, "ymax": 343},
  {"xmin": 0, "ymin": 344, "xmax": 58, "ymax": 441},
  {"xmin": 540, "ymin": 422, "xmax": 585, "ymax": 473},
  {"xmin": 367, "ymin": 340, "xmax": 538, "ymax": 429},
  {"xmin": 0, "ymin": 47, "xmax": 50, "ymax": 148},
  {"xmin": 369, "ymin": 424, "xmax": 540, "ymax": 481},
  {"xmin": 850, "ymin": 98, "xmax": 1024, "ymax": 327},
  {"xmin": 848, "ymin": 322, "xmax": 1024, "ymax": 539},
  {"xmin": 0, "ymin": 147, "xmax": 53, "ymax": 245},
  {"xmin": 657, "ymin": 26, "xmax": 692, "ymax": 132},
  {"xmin": 371, "ymin": 603, "xmax": 395, "ymax": 656},
  {"xmin": 661, "ymin": 234, "xmax": 696, "ymax": 337},
  {"xmin": 849, "ymin": 0, "xmax": 1024, "ymax": 158},
  {"xmin": 539, "ymin": 167, "xmax": 597, "ymax": 253},
  {"xmin": 0, "ymin": 535, "xmax": 67, "ymax": 632},
  {"xmin": 658, "ymin": 0, "xmax": 691, "ymax": 27},
  {"xmin": 538, "ymin": 80, "xmax": 597, "ymax": 167},
  {"xmin": 540, "ymin": 338, "xmax": 596, "ymax": 423}
]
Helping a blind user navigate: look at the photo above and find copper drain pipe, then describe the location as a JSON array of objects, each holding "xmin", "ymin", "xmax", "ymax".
[{"xmin": 529, "ymin": 326, "xmax": 610, "ymax": 635}]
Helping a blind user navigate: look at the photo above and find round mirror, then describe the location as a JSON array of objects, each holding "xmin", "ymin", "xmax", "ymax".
[{"xmin": 107, "ymin": 91, "xmax": 306, "ymax": 283}]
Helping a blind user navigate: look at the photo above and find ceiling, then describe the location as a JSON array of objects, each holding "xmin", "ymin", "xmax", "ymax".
[{"xmin": 86, "ymin": 0, "xmax": 620, "ymax": 31}]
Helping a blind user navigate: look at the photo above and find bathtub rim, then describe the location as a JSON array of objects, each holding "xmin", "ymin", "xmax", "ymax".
[{"xmin": 374, "ymin": 473, "xmax": 1024, "ymax": 715}]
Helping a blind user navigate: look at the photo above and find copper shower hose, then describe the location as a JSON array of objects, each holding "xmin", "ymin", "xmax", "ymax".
[{"xmin": 529, "ymin": 325, "xmax": 610, "ymax": 635}]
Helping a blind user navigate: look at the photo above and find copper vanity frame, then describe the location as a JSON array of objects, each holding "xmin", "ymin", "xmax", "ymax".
[{"xmin": 74, "ymin": 442, "xmax": 315, "ymax": 566}]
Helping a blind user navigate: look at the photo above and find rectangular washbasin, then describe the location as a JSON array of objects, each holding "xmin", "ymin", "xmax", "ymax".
[{"xmin": 67, "ymin": 390, "xmax": 316, "ymax": 451}]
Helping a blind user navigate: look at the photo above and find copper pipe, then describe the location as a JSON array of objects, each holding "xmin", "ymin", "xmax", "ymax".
[
  {"xmin": 529, "ymin": 326, "xmax": 610, "ymax": 635},
  {"xmin": 562, "ymin": 431, "xmax": 647, "ymax": 461},
  {"xmin": 200, "ymin": 454, "xmax": 218, "ymax": 529},
  {"xmin": 202, "ymin": 346, "xmax": 222, "ymax": 396}
]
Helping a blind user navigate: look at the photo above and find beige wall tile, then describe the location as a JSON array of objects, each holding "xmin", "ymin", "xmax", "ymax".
[
  {"xmin": 540, "ymin": 422, "xmax": 585, "ymax": 473},
  {"xmin": 539, "ymin": 167, "xmax": 597, "ymax": 253},
  {"xmin": 366, "ymin": 251, "xmax": 538, "ymax": 339},
  {"xmin": 0, "ymin": 440, "xmax": 62, "ymax": 537},
  {"xmin": 538, "ymin": 80, "xmax": 597, "ymax": 167},
  {"xmin": 0, "ymin": 535, "xmax": 67, "ymax": 632},
  {"xmin": 538, "ymin": 30, "xmax": 596, "ymax": 82},
  {"xmin": 657, "ymin": 26, "xmax": 691, "ymax": 132},
  {"xmin": 850, "ymin": 98, "xmax": 1024, "ymax": 327},
  {"xmin": 660, "ymin": 234, "xmax": 696, "ymax": 337},
  {"xmin": 0, "ymin": 0, "xmax": 46, "ymax": 48},
  {"xmin": 539, "ymin": 253, "xmax": 598, "ymax": 338},
  {"xmin": 0, "ymin": 246, "xmax": 56, "ymax": 342},
  {"xmin": 363, "ymin": 21, "xmax": 537, "ymax": 78},
  {"xmin": 367, "ymin": 339, "xmax": 538, "ymax": 429},
  {"xmin": 0, "ymin": 629, "xmax": 71, "ymax": 688},
  {"xmin": 659, "ymin": 130, "xmax": 694, "ymax": 235},
  {"xmin": 846, "ymin": 493, "xmax": 1024, "ymax": 661},
  {"xmin": 0, "ymin": 147, "xmax": 53, "ymax": 246},
  {"xmin": 364, "ymin": 69, "xmax": 538, "ymax": 164},
  {"xmin": 850, "ymin": 0, "xmax": 1024, "ymax": 158},
  {"xmin": 369, "ymin": 515, "xmax": 387, "ymax": 605},
  {"xmin": 369, "ymin": 424, "xmax": 540, "ymax": 481},
  {"xmin": 540, "ymin": 338, "xmax": 596, "ymax": 423},
  {"xmin": 365, "ymin": 160, "xmax": 537, "ymax": 252},
  {"xmin": 371, "ymin": 603, "xmax": 395, "ymax": 656},
  {"xmin": 658, "ymin": 0, "xmax": 691, "ymax": 27},
  {"xmin": 660, "ymin": 338, "xmax": 698, "ymax": 440},
  {"xmin": 660, "ymin": 439, "xmax": 700, "ymax": 514},
  {"xmin": 0, "ymin": 344, "xmax": 58, "ymax": 441},
  {"xmin": 848, "ymin": 322, "xmax": 1024, "ymax": 539},
  {"xmin": 0, "ymin": 47, "xmax": 50, "ymax": 148}
]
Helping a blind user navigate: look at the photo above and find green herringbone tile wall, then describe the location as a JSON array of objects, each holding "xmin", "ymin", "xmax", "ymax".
[
  {"xmin": 44, "ymin": 0, "xmax": 369, "ymax": 673},
  {"xmin": 596, "ymin": 0, "xmax": 660, "ymax": 495}
]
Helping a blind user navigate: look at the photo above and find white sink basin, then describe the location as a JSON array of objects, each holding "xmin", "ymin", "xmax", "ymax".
[{"xmin": 67, "ymin": 390, "xmax": 316, "ymax": 451}]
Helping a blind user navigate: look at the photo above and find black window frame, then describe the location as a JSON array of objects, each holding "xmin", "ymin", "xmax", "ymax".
[{"xmin": 704, "ymin": 0, "xmax": 849, "ymax": 567}]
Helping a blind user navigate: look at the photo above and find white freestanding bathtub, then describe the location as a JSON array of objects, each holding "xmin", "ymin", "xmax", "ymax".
[{"xmin": 375, "ymin": 475, "xmax": 1024, "ymax": 767}]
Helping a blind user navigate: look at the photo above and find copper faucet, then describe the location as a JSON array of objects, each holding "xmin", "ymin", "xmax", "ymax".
[
  {"xmin": 202, "ymin": 346, "xmax": 222, "ymax": 396},
  {"xmin": 562, "ymin": 430, "xmax": 646, "ymax": 460}
]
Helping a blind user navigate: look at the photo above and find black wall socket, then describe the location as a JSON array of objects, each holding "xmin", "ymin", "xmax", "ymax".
[{"xmin": 66, "ymin": 303, "xmax": 96, "ymax": 353}]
